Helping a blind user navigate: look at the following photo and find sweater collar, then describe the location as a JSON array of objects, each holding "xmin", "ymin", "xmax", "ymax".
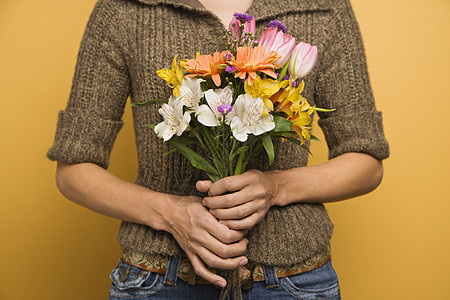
[{"xmin": 136, "ymin": 0, "xmax": 333, "ymax": 20}]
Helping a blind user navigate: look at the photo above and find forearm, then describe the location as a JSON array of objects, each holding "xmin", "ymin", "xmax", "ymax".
[
  {"xmin": 55, "ymin": 161, "xmax": 248, "ymax": 286},
  {"xmin": 273, "ymin": 152, "xmax": 384, "ymax": 206},
  {"xmin": 55, "ymin": 162, "xmax": 170, "ymax": 231}
]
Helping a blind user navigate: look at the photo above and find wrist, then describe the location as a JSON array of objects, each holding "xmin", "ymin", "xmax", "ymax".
[
  {"xmin": 267, "ymin": 168, "xmax": 307, "ymax": 206},
  {"xmin": 141, "ymin": 189, "xmax": 175, "ymax": 232},
  {"xmin": 266, "ymin": 170, "xmax": 288, "ymax": 207}
]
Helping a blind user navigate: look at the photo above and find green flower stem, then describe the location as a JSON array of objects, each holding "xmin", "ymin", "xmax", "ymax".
[
  {"xmin": 194, "ymin": 119, "xmax": 221, "ymax": 161},
  {"xmin": 228, "ymin": 138, "xmax": 237, "ymax": 176},
  {"xmin": 234, "ymin": 149, "xmax": 246, "ymax": 176},
  {"xmin": 192, "ymin": 130, "xmax": 207, "ymax": 151},
  {"xmin": 278, "ymin": 57, "xmax": 291, "ymax": 82}
]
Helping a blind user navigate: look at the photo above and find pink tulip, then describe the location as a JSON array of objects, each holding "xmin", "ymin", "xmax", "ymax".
[
  {"xmin": 228, "ymin": 13, "xmax": 256, "ymax": 41},
  {"xmin": 259, "ymin": 27, "xmax": 296, "ymax": 67},
  {"xmin": 288, "ymin": 42, "xmax": 318, "ymax": 80}
]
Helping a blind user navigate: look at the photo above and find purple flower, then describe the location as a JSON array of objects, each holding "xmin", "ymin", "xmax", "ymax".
[
  {"xmin": 225, "ymin": 52, "xmax": 232, "ymax": 60},
  {"xmin": 292, "ymin": 80, "xmax": 298, "ymax": 87},
  {"xmin": 233, "ymin": 12, "xmax": 254, "ymax": 23},
  {"xmin": 283, "ymin": 75, "xmax": 290, "ymax": 81},
  {"xmin": 225, "ymin": 65, "xmax": 236, "ymax": 74},
  {"xmin": 228, "ymin": 13, "xmax": 256, "ymax": 46},
  {"xmin": 217, "ymin": 103, "xmax": 233, "ymax": 115},
  {"xmin": 268, "ymin": 20, "xmax": 286, "ymax": 33}
]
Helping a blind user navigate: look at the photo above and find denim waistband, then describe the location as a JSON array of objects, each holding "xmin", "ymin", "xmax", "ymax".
[{"xmin": 160, "ymin": 255, "xmax": 279, "ymax": 290}]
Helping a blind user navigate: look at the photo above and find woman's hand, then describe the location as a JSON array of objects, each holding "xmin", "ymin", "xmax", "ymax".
[
  {"xmin": 196, "ymin": 170, "xmax": 280, "ymax": 231},
  {"xmin": 163, "ymin": 194, "xmax": 249, "ymax": 288},
  {"xmin": 197, "ymin": 153, "xmax": 385, "ymax": 230}
]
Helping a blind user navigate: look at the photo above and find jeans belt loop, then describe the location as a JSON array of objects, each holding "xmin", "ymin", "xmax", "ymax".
[
  {"xmin": 263, "ymin": 264, "xmax": 279, "ymax": 289},
  {"xmin": 164, "ymin": 256, "xmax": 181, "ymax": 286}
]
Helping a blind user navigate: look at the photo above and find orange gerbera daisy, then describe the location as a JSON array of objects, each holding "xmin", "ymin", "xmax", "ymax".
[
  {"xmin": 185, "ymin": 51, "xmax": 227, "ymax": 87},
  {"xmin": 229, "ymin": 46, "xmax": 281, "ymax": 86}
]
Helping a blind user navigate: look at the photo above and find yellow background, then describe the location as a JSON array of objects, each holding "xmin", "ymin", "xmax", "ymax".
[{"xmin": 1, "ymin": 0, "xmax": 449, "ymax": 299}]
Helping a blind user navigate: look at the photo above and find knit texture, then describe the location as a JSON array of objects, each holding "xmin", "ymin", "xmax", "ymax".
[{"xmin": 47, "ymin": 0, "xmax": 389, "ymax": 266}]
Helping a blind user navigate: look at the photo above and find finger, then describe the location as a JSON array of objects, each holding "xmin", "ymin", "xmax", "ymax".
[
  {"xmin": 219, "ymin": 213, "xmax": 261, "ymax": 230},
  {"xmin": 196, "ymin": 244, "xmax": 248, "ymax": 269},
  {"xmin": 196, "ymin": 180, "xmax": 213, "ymax": 193},
  {"xmin": 201, "ymin": 214, "xmax": 247, "ymax": 243},
  {"xmin": 211, "ymin": 199, "xmax": 263, "ymax": 220},
  {"xmin": 203, "ymin": 189, "xmax": 249, "ymax": 209},
  {"xmin": 197, "ymin": 231, "xmax": 248, "ymax": 258},
  {"xmin": 192, "ymin": 219, "xmax": 248, "ymax": 258},
  {"xmin": 207, "ymin": 172, "xmax": 256, "ymax": 196},
  {"xmin": 188, "ymin": 253, "xmax": 227, "ymax": 288}
]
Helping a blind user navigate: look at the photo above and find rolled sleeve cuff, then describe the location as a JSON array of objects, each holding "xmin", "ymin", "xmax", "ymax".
[
  {"xmin": 47, "ymin": 110, "xmax": 124, "ymax": 169},
  {"xmin": 318, "ymin": 111, "xmax": 390, "ymax": 160}
]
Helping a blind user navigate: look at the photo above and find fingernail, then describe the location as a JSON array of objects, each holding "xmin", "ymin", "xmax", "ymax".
[
  {"xmin": 196, "ymin": 181, "xmax": 202, "ymax": 190},
  {"xmin": 217, "ymin": 280, "xmax": 226, "ymax": 288},
  {"xmin": 239, "ymin": 258, "xmax": 248, "ymax": 266}
]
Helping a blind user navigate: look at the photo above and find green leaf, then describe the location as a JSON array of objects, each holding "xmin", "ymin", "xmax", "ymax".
[
  {"xmin": 232, "ymin": 146, "xmax": 248, "ymax": 158},
  {"xmin": 163, "ymin": 148, "xmax": 176, "ymax": 156},
  {"xmin": 301, "ymin": 144, "xmax": 313, "ymax": 156},
  {"xmin": 167, "ymin": 139, "xmax": 219, "ymax": 176},
  {"xmin": 283, "ymin": 136, "xmax": 300, "ymax": 145},
  {"xmin": 177, "ymin": 135, "xmax": 199, "ymax": 146},
  {"xmin": 147, "ymin": 124, "xmax": 156, "ymax": 130},
  {"xmin": 273, "ymin": 116, "xmax": 293, "ymax": 132},
  {"xmin": 196, "ymin": 121, "xmax": 220, "ymax": 159},
  {"xmin": 270, "ymin": 130, "xmax": 297, "ymax": 137},
  {"xmin": 208, "ymin": 173, "xmax": 221, "ymax": 182},
  {"xmin": 131, "ymin": 99, "xmax": 168, "ymax": 107},
  {"xmin": 164, "ymin": 136, "xmax": 201, "ymax": 155},
  {"xmin": 314, "ymin": 107, "xmax": 336, "ymax": 112},
  {"xmin": 283, "ymin": 136, "xmax": 313, "ymax": 156},
  {"xmin": 310, "ymin": 134, "xmax": 321, "ymax": 142},
  {"xmin": 261, "ymin": 134, "xmax": 275, "ymax": 165}
]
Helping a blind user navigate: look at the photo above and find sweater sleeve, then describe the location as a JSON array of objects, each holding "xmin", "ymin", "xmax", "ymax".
[
  {"xmin": 314, "ymin": 0, "xmax": 389, "ymax": 160},
  {"xmin": 47, "ymin": 0, "xmax": 130, "ymax": 169}
]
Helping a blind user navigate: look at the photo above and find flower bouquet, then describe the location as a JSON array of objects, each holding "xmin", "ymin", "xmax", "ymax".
[{"xmin": 134, "ymin": 13, "xmax": 333, "ymax": 182}]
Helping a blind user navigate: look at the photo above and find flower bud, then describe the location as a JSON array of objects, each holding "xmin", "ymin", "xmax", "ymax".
[
  {"xmin": 258, "ymin": 27, "xmax": 296, "ymax": 67},
  {"xmin": 288, "ymin": 42, "xmax": 318, "ymax": 80}
]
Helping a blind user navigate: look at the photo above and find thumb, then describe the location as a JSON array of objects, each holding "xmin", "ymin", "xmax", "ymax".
[{"xmin": 196, "ymin": 180, "xmax": 213, "ymax": 193}]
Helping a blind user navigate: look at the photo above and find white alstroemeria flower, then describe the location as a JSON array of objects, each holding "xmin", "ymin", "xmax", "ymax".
[
  {"xmin": 154, "ymin": 100, "xmax": 191, "ymax": 141},
  {"xmin": 196, "ymin": 86, "xmax": 233, "ymax": 127},
  {"xmin": 229, "ymin": 94, "xmax": 275, "ymax": 142},
  {"xmin": 178, "ymin": 78, "xmax": 204, "ymax": 113}
]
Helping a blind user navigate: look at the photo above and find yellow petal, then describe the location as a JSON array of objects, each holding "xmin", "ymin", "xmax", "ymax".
[
  {"xmin": 179, "ymin": 59, "xmax": 188, "ymax": 69},
  {"xmin": 173, "ymin": 86, "xmax": 181, "ymax": 96},
  {"xmin": 171, "ymin": 55, "xmax": 178, "ymax": 71},
  {"xmin": 296, "ymin": 80, "xmax": 305, "ymax": 93},
  {"xmin": 263, "ymin": 98, "xmax": 274, "ymax": 112}
]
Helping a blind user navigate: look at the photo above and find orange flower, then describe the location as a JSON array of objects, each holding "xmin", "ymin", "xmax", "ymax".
[
  {"xmin": 229, "ymin": 46, "xmax": 281, "ymax": 86},
  {"xmin": 185, "ymin": 51, "xmax": 227, "ymax": 87}
]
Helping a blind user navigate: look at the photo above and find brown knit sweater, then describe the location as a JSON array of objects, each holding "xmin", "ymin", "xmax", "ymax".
[{"xmin": 47, "ymin": 0, "xmax": 389, "ymax": 266}]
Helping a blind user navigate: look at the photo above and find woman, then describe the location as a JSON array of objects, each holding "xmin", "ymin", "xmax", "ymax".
[{"xmin": 48, "ymin": 0, "xmax": 389, "ymax": 299}]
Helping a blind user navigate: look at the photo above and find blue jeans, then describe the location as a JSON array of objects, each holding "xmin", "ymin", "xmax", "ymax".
[{"xmin": 109, "ymin": 256, "xmax": 341, "ymax": 299}]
